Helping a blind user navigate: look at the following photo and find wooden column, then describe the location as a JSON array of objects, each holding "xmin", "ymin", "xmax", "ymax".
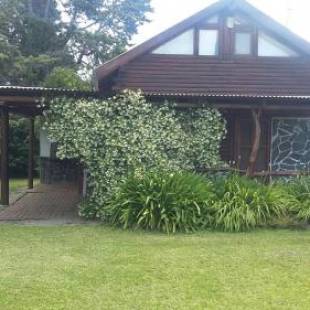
[
  {"xmin": 1, "ymin": 107, "xmax": 9, "ymax": 206},
  {"xmin": 234, "ymin": 115, "xmax": 241, "ymax": 169},
  {"xmin": 28, "ymin": 117, "xmax": 35, "ymax": 189},
  {"xmin": 246, "ymin": 109, "xmax": 262, "ymax": 177}
]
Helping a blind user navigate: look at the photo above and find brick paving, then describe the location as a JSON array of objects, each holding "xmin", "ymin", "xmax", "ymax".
[{"xmin": 0, "ymin": 182, "xmax": 82, "ymax": 222}]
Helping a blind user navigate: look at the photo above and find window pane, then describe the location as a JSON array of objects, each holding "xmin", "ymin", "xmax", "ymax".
[
  {"xmin": 258, "ymin": 32, "xmax": 297, "ymax": 57},
  {"xmin": 234, "ymin": 15, "xmax": 249, "ymax": 26},
  {"xmin": 205, "ymin": 15, "xmax": 219, "ymax": 24},
  {"xmin": 235, "ymin": 32, "xmax": 251, "ymax": 55},
  {"xmin": 152, "ymin": 30, "xmax": 194, "ymax": 55},
  {"xmin": 271, "ymin": 118, "xmax": 310, "ymax": 171},
  {"xmin": 199, "ymin": 30, "xmax": 219, "ymax": 56}
]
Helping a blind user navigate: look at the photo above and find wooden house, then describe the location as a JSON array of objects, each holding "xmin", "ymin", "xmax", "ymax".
[{"xmin": 95, "ymin": 0, "xmax": 310, "ymax": 177}]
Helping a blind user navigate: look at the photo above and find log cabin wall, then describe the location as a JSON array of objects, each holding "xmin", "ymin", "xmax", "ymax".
[
  {"xmin": 104, "ymin": 55, "xmax": 310, "ymax": 97},
  {"xmin": 95, "ymin": 0, "xmax": 310, "ymax": 175},
  {"xmin": 221, "ymin": 109, "xmax": 310, "ymax": 174},
  {"xmin": 220, "ymin": 110, "xmax": 270, "ymax": 172}
]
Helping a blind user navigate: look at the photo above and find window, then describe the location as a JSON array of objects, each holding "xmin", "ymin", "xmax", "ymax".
[
  {"xmin": 233, "ymin": 15, "xmax": 249, "ymax": 26},
  {"xmin": 234, "ymin": 32, "xmax": 252, "ymax": 55},
  {"xmin": 152, "ymin": 30, "xmax": 194, "ymax": 55},
  {"xmin": 258, "ymin": 32, "xmax": 297, "ymax": 57},
  {"xmin": 226, "ymin": 16, "xmax": 249, "ymax": 28},
  {"xmin": 205, "ymin": 15, "xmax": 219, "ymax": 24},
  {"xmin": 271, "ymin": 118, "xmax": 310, "ymax": 171},
  {"xmin": 199, "ymin": 30, "xmax": 219, "ymax": 56}
]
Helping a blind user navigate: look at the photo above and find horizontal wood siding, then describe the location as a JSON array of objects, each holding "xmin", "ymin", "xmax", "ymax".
[{"xmin": 110, "ymin": 54, "xmax": 310, "ymax": 96}]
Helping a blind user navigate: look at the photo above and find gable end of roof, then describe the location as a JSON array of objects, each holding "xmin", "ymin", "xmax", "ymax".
[{"xmin": 95, "ymin": 0, "xmax": 310, "ymax": 83}]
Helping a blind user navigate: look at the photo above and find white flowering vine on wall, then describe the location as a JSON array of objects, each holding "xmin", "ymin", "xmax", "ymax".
[{"xmin": 44, "ymin": 90, "xmax": 226, "ymax": 218}]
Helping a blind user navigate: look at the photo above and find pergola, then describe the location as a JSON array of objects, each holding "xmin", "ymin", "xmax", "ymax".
[{"xmin": 0, "ymin": 86, "xmax": 100, "ymax": 206}]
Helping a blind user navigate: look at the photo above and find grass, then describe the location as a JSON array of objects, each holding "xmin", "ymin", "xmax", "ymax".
[
  {"xmin": 9, "ymin": 178, "xmax": 40, "ymax": 193},
  {"xmin": 0, "ymin": 226, "xmax": 309, "ymax": 309}
]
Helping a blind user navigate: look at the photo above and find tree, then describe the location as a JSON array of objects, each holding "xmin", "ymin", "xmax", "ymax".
[
  {"xmin": 0, "ymin": 0, "xmax": 152, "ymax": 86},
  {"xmin": 0, "ymin": 0, "xmax": 151, "ymax": 177},
  {"xmin": 59, "ymin": 0, "xmax": 152, "ymax": 72},
  {"xmin": 44, "ymin": 67, "xmax": 91, "ymax": 90}
]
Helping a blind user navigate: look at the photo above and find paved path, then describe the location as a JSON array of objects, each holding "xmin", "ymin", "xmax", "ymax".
[{"xmin": 0, "ymin": 183, "xmax": 85, "ymax": 224}]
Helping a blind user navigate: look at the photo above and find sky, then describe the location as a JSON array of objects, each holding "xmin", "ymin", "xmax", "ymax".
[{"xmin": 132, "ymin": 0, "xmax": 310, "ymax": 45}]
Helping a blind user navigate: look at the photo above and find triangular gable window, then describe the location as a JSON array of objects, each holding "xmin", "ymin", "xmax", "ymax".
[
  {"xmin": 258, "ymin": 32, "xmax": 298, "ymax": 57},
  {"xmin": 152, "ymin": 30, "xmax": 194, "ymax": 55},
  {"xmin": 205, "ymin": 15, "xmax": 219, "ymax": 24}
]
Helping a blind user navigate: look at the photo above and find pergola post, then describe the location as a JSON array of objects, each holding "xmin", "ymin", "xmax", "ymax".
[
  {"xmin": 1, "ymin": 106, "xmax": 9, "ymax": 206},
  {"xmin": 28, "ymin": 117, "xmax": 35, "ymax": 189},
  {"xmin": 246, "ymin": 109, "xmax": 262, "ymax": 177}
]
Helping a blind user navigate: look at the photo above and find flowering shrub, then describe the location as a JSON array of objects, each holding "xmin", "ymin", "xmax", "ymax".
[
  {"xmin": 44, "ymin": 90, "xmax": 226, "ymax": 218},
  {"xmin": 177, "ymin": 108, "xmax": 226, "ymax": 170}
]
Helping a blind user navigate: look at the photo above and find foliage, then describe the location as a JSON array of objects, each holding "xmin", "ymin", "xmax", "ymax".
[
  {"xmin": 44, "ymin": 91, "xmax": 226, "ymax": 218},
  {"xmin": 177, "ymin": 108, "xmax": 226, "ymax": 170},
  {"xmin": 10, "ymin": 178, "xmax": 40, "ymax": 193},
  {"xmin": 210, "ymin": 175, "xmax": 288, "ymax": 232},
  {"xmin": 44, "ymin": 67, "xmax": 91, "ymax": 90},
  {"xmin": 283, "ymin": 176, "xmax": 310, "ymax": 223},
  {"xmin": 9, "ymin": 117, "xmax": 39, "ymax": 177},
  {"xmin": 8, "ymin": 117, "xmax": 28, "ymax": 176},
  {"xmin": 106, "ymin": 171, "xmax": 214, "ymax": 233},
  {"xmin": 0, "ymin": 0, "xmax": 152, "ymax": 85}
]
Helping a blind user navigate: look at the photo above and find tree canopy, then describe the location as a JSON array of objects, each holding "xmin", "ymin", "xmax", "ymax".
[{"xmin": 0, "ymin": 0, "xmax": 152, "ymax": 87}]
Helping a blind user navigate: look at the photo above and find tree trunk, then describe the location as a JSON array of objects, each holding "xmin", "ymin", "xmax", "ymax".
[{"xmin": 246, "ymin": 109, "xmax": 262, "ymax": 177}]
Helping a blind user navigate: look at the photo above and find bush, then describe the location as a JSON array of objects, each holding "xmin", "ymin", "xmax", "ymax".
[
  {"xmin": 210, "ymin": 175, "xmax": 288, "ymax": 232},
  {"xmin": 105, "ymin": 171, "xmax": 215, "ymax": 233},
  {"xmin": 284, "ymin": 176, "xmax": 310, "ymax": 223}
]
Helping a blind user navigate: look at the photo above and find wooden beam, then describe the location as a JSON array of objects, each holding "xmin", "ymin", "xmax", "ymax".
[
  {"xmin": 234, "ymin": 115, "xmax": 241, "ymax": 169},
  {"xmin": 1, "ymin": 107, "xmax": 9, "ymax": 205},
  {"xmin": 150, "ymin": 100, "xmax": 310, "ymax": 111},
  {"xmin": 0, "ymin": 96, "xmax": 40, "ymax": 104},
  {"xmin": 28, "ymin": 117, "xmax": 35, "ymax": 189},
  {"xmin": 246, "ymin": 109, "xmax": 262, "ymax": 177}
]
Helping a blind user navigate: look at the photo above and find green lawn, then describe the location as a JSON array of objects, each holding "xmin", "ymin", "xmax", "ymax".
[
  {"xmin": 0, "ymin": 226, "xmax": 309, "ymax": 310},
  {"xmin": 9, "ymin": 178, "xmax": 40, "ymax": 193}
]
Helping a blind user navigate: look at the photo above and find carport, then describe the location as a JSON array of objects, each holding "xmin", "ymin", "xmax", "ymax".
[{"xmin": 0, "ymin": 86, "xmax": 100, "ymax": 206}]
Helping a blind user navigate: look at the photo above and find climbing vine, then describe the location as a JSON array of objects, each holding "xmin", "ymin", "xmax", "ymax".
[{"xmin": 44, "ymin": 90, "xmax": 226, "ymax": 218}]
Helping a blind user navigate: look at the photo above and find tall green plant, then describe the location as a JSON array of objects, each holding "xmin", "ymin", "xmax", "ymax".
[
  {"xmin": 284, "ymin": 176, "xmax": 310, "ymax": 222},
  {"xmin": 106, "ymin": 171, "xmax": 214, "ymax": 233},
  {"xmin": 210, "ymin": 175, "xmax": 287, "ymax": 232}
]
